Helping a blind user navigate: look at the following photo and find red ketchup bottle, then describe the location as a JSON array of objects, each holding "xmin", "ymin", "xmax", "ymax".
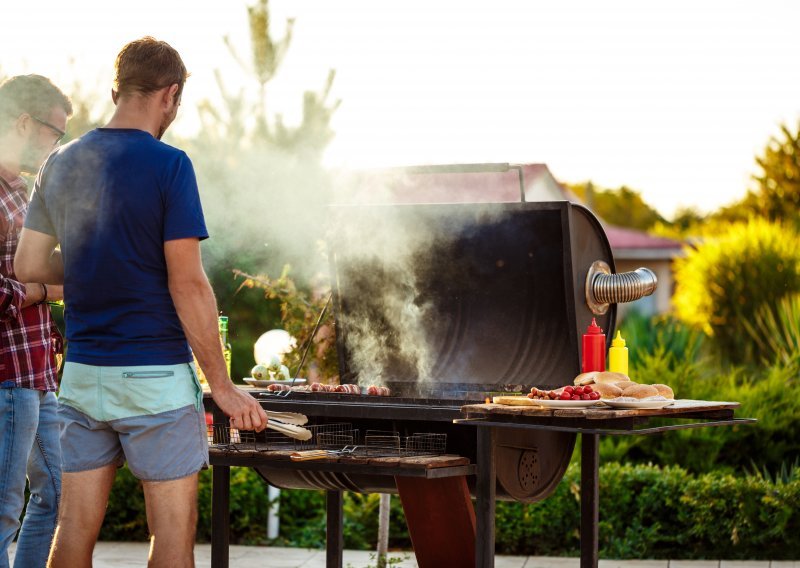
[{"xmin": 581, "ymin": 318, "xmax": 606, "ymax": 373}]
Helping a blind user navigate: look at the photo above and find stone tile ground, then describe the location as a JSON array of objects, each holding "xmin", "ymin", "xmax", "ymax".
[{"xmin": 8, "ymin": 542, "xmax": 788, "ymax": 567}]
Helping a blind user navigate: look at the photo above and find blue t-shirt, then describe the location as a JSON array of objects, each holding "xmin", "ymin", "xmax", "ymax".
[{"xmin": 24, "ymin": 128, "xmax": 208, "ymax": 366}]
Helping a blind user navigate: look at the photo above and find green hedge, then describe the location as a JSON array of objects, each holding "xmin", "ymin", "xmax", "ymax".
[
  {"xmin": 599, "ymin": 349, "xmax": 800, "ymax": 476},
  {"xmin": 99, "ymin": 461, "xmax": 798, "ymax": 559}
]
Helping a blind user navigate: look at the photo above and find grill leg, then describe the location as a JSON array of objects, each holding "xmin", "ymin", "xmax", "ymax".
[
  {"xmin": 326, "ymin": 489, "xmax": 344, "ymax": 568},
  {"xmin": 211, "ymin": 464, "xmax": 230, "ymax": 568},
  {"xmin": 476, "ymin": 427, "xmax": 496, "ymax": 568},
  {"xmin": 580, "ymin": 433, "xmax": 600, "ymax": 568},
  {"xmin": 395, "ymin": 476, "xmax": 475, "ymax": 567}
]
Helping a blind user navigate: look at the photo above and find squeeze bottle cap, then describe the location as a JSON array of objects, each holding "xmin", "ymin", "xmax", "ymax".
[
  {"xmin": 612, "ymin": 330, "xmax": 626, "ymax": 347},
  {"xmin": 586, "ymin": 318, "xmax": 603, "ymax": 335}
]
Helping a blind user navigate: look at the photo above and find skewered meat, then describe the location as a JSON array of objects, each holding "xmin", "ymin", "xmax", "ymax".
[{"xmin": 266, "ymin": 383, "xmax": 291, "ymax": 392}]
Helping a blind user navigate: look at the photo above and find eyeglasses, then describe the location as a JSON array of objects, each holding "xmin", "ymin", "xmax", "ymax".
[{"xmin": 30, "ymin": 114, "xmax": 66, "ymax": 146}]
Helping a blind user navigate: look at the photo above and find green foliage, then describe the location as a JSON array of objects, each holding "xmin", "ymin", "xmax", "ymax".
[
  {"xmin": 752, "ymin": 121, "xmax": 800, "ymax": 224},
  {"xmin": 742, "ymin": 292, "xmax": 800, "ymax": 367},
  {"xmin": 101, "ymin": 461, "xmax": 800, "ymax": 558},
  {"xmin": 233, "ymin": 264, "xmax": 339, "ymax": 380},
  {"xmin": 506, "ymin": 462, "xmax": 800, "ymax": 558},
  {"xmin": 704, "ymin": 121, "xmax": 800, "ymax": 228},
  {"xmin": 672, "ymin": 218, "xmax": 800, "ymax": 365},
  {"xmin": 618, "ymin": 311, "xmax": 705, "ymax": 370},
  {"xmin": 601, "ymin": 345, "xmax": 800, "ymax": 476},
  {"xmin": 567, "ymin": 182, "xmax": 665, "ymax": 231}
]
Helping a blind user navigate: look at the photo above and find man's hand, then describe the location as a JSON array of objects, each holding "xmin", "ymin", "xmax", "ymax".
[
  {"xmin": 211, "ymin": 383, "xmax": 268, "ymax": 432},
  {"xmin": 21, "ymin": 283, "xmax": 46, "ymax": 307}
]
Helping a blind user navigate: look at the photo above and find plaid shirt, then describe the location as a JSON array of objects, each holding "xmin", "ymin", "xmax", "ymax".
[{"xmin": 0, "ymin": 169, "xmax": 60, "ymax": 391}]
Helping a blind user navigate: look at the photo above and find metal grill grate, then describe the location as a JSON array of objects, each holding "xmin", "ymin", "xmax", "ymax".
[{"xmin": 209, "ymin": 423, "xmax": 447, "ymax": 458}]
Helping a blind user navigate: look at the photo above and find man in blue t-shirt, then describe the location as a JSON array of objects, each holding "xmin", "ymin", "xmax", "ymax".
[{"xmin": 15, "ymin": 37, "xmax": 267, "ymax": 568}]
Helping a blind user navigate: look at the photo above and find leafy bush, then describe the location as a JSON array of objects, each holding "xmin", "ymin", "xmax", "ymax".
[
  {"xmin": 101, "ymin": 462, "xmax": 800, "ymax": 558},
  {"xmin": 601, "ymin": 343, "xmax": 800, "ymax": 475},
  {"xmin": 743, "ymin": 292, "xmax": 800, "ymax": 367},
  {"xmin": 618, "ymin": 311, "xmax": 705, "ymax": 369},
  {"xmin": 500, "ymin": 462, "xmax": 800, "ymax": 558},
  {"xmin": 672, "ymin": 218, "xmax": 800, "ymax": 365}
]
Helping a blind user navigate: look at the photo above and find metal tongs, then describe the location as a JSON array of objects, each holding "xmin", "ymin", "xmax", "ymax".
[
  {"xmin": 290, "ymin": 445, "xmax": 361, "ymax": 461},
  {"xmin": 264, "ymin": 410, "xmax": 312, "ymax": 441},
  {"xmin": 231, "ymin": 411, "xmax": 312, "ymax": 441}
]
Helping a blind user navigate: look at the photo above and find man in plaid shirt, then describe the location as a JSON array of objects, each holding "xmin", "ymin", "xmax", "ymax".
[{"xmin": 0, "ymin": 75, "xmax": 71, "ymax": 568}]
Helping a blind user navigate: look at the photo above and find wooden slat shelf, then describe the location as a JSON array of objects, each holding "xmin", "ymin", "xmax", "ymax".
[
  {"xmin": 208, "ymin": 449, "xmax": 475, "ymax": 479},
  {"xmin": 461, "ymin": 399, "xmax": 739, "ymax": 420}
]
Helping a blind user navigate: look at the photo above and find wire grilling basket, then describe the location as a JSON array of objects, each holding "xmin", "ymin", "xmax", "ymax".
[{"xmin": 209, "ymin": 423, "xmax": 446, "ymax": 457}]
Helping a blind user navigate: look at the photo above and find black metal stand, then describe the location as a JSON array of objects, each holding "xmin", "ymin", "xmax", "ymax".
[
  {"xmin": 211, "ymin": 465, "xmax": 230, "ymax": 568},
  {"xmin": 456, "ymin": 408, "xmax": 752, "ymax": 568},
  {"xmin": 326, "ymin": 490, "xmax": 344, "ymax": 568},
  {"xmin": 580, "ymin": 434, "xmax": 600, "ymax": 568},
  {"xmin": 475, "ymin": 427, "xmax": 496, "ymax": 568}
]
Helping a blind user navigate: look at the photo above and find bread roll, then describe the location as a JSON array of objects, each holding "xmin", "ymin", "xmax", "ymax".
[
  {"xmin": 592, "ymin": 383, "xmax": 623, "ymax": 399},
  {"xmin": 615, "ymin": 381, "xmax": 636, "ymax": 391},
  {"xmin": 574, "ymin": 371, "xmax": 599, "ymax": 386},
  {"xmin": 622, "ymin": 384, "xmax": 659, "ymax": 399},
  {"xmin": 595, "ymin": 371, "xmax": 630, "ymax": 385},
  {"xmin": 652, "ymin": 384, "xmax": 674, "ymax": 399}
]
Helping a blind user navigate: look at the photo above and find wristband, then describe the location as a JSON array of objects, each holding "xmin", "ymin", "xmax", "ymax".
[{"xmin": 35, "ymin": 283, "xmax": 47, "ymax": 305}]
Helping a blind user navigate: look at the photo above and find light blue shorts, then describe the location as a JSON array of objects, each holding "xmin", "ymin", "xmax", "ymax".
[{"xmin": 58, "ymin": 362, "xmax": 208, "ymax": 481}]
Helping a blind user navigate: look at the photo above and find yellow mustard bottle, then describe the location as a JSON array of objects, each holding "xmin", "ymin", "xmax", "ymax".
[{"xmin": 608, "ymin": 330, "xmax": 628, "ymax": 376}]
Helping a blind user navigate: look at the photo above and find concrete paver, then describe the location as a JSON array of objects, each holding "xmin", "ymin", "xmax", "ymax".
[
  {"xmin": 8, "ymin": 542, "xmax": 791, "ymax": 567},
  {"xmin": 602, "ymin": 561, "xmax": 668, "ymax": 568}
]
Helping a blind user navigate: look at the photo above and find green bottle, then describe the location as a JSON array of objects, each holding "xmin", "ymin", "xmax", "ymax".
[{"xmin": 219, "ymin": 315, "xmax": 232, "ymax": 377}]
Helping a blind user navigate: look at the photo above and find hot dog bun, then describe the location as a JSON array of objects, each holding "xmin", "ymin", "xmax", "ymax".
[
  {"xmin": 621, "ymin": 384, "xmax": 660, "ymax": 399},
  {"xmin": 574, "ymin": 371, "xmax": 599, "ymax": 386},
  {"xmin": 593, "ymin": 383, "xmax": 623, "ymax": 399},
  {"xmin": 652, "ymin": 384, "xmax": 675, "ymax": 399}
]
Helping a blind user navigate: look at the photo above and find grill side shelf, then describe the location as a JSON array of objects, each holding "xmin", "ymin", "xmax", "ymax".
[
  {"xmin": 208, "ymin": 448, "xmax": 475, "ymax": 479},
  {"xmin": 460, "ymin": 399, "xmax": 740, "ymax": 420}
]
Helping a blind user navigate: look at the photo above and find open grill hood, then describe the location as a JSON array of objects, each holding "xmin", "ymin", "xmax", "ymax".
[{"xmin": 328, "ymin": 201, "xmax": 616, "ymax": 397}]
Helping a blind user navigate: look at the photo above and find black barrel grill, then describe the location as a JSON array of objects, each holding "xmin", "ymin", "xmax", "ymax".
[{"xmin": 243, "ymin": 199, "xmax": 656, "ymax": 502}]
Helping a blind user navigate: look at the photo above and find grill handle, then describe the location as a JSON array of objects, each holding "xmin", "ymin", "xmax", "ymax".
[{"xmin": 585, "ymin": 260, "xmax": 658, "ymax": 315}]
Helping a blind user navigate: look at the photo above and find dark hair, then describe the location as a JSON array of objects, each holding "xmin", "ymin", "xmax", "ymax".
[
  {"xmin": 0, "ymin": 74, "xmax": 73, "ymax": 122},
  {"xmin": 114, "ymin": 36, "xmax": 189, "ymax": 98}
]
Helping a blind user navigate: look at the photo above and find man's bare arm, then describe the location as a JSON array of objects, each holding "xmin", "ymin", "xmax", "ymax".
[
  {"xmin": 164, "ymin": 237, "xmax": 267, "ymax": 432},
  {"xmin": 14, "ymin": 228, "xmax": 64, "ymax": 284}
]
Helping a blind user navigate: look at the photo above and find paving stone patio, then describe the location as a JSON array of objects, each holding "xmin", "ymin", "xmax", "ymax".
[{"xmin": 9, "ymin": 542, "xmax": 793, "ymax": 567}]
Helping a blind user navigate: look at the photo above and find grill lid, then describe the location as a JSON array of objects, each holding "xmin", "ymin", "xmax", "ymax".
[{"xmin": 328, "ymin": 200, "xmax": 616, "ymax": 395}]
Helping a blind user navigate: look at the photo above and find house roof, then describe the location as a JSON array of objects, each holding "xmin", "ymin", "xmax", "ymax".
[
  {"xmin": 603, "ymin": 225, "xmax": 683, "ymax": 260},
  {"xmin": 341, "ymin": 163, "xmax": 684, "ymax": 257}
]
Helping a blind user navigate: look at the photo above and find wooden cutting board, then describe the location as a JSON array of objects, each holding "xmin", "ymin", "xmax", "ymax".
[{"xmin": 492, "ymin": 395, "xmax": 537, "ymax": 406}]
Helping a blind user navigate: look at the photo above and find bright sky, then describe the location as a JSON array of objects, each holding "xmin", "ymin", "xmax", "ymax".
[{"xmin": 3, "ymin": 1, "xmax": 799, "ymax": 218}]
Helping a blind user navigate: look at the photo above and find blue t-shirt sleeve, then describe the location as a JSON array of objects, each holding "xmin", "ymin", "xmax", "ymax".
[
  {"xmin": 163, "ymin": 153, "xmax": 209, "ymax": 242},
  {"xmin": 24, "ymin": 158, "xmax": 58, "ymax": 237}
]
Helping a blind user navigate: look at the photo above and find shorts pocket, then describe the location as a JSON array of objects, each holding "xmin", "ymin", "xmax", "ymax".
[
  {"xmin": 110, "ymin": 367, "xmax": 197, "ymax": 419},
  {"xmin": 122, "ymin": 371, "xmax": 175, "ymax": 379}
]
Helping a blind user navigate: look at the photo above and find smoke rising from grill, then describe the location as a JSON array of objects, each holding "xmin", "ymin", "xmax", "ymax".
[
  {"xmin": 328, "ymin": 177, "xmax": 440, "ymax": 388},
  {"xmin": 328, "ymin": 168, "xmax": 516, "ymax": 392}
]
